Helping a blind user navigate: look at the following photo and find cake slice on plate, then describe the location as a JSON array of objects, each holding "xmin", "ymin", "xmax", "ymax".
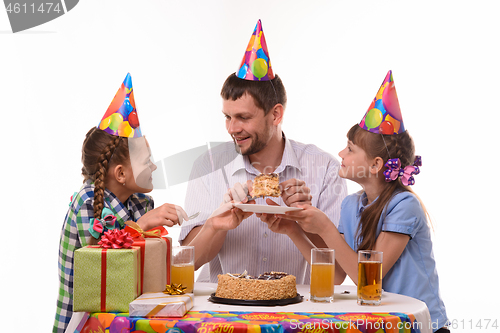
[{"xmin": 250, "ymin": 173, "xmax": 281, "ymax": 198}]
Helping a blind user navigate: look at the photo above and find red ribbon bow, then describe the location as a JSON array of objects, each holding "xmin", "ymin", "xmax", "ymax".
[{"xmin": 98, "ymin": 229, "xmax": 134, "ymax": 249}]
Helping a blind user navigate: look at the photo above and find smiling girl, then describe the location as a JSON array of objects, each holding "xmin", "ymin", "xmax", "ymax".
[
  {"xmin": 53, "ymin": 74, "xmax": 188, "ymax": 332},
  {"xmin": 266, "ymin": 71, "xmax": 449, "ymax": 332}
]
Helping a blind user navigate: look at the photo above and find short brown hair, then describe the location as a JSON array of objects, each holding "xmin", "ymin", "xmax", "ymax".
[{"xmin": 220, "ymin": 73, "xmax": 287, "ymax": 114}]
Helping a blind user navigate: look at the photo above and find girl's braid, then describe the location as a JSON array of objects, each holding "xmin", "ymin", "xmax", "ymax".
[
  {"xmin": 386, "ymin": 133, "xmax": 415, "ymax": 167},
  {"xmin": 93, "ymin": 136, "xmax": 122, "ymax": 219}
]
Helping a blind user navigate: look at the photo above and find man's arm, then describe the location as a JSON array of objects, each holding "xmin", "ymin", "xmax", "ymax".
[
  {"xmin": 181, "ymin": 225, "xmax": 227, "ymax": 270},
  {"xmin": 182, "ymin": 202, "xmax": 254, "ymax": 270}
]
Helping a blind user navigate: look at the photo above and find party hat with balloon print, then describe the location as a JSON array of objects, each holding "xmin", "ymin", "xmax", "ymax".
[
  {"xmin": 97, "ymin": 73, "xmax": 142, "ymax": 138},
  {"xmin": 236, "ymin": 19, "xmax": 275, "ymax": 81},
  {"xmin": 359, "ymin": 70, "xmax": 405, "ymax": 135}
]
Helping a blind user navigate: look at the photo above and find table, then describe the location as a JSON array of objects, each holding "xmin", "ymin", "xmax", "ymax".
[{"xmin": 73, "ymin": 283, "xmax": 433, "ymax": 333}]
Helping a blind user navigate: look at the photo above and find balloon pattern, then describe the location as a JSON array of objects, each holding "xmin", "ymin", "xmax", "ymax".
[
  {"xmin": 359, "ymin": 70, "xmax": 405, "ymax": 135},
  {"xmin": 84, "ymin": 311, "xmax": 418, "ymax": 333},
  {"xmin": 81, "ymin": 317, "xmax": 105, "ymax": 333},
  {"xmin": 236, "ymin": 19, "xmax": 275, "ymax": 81},
  {"xmin": 97, "ymin": 73, "xmax": 143, "ymax": 138}
]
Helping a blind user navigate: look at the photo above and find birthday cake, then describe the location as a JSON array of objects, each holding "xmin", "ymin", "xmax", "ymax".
[
  {"xmin": 215, "ymin": 272, "xmax": 297, "ymax": 300},
  {"xmin": 250, "ymin": 173, "xmax": 281, "ymax": 198}
]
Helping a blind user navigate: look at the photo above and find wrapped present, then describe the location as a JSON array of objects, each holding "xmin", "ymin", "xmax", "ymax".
[
  {"xmin": 65, "ymin": 312, "xmax": 89, "ymax": 333},
  {"xmin": 73, "ymin": 235, "xmax": 141, "ymax": 312},
  {"xmin": 125, "ymin": 221, "xmax": 172, "ymax": 292},
  {"xmin": 129, "ymin": 292, "xmax": 194, "ymax": 317}
]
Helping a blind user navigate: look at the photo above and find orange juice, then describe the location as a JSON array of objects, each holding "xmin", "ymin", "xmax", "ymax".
[
  {"xmin": 171, "ymin": 263, "xmax": 195, "ymax": 293},
  {"xmin": 310, "ymin": 262, "xmax": 335, "ymax": 300}
]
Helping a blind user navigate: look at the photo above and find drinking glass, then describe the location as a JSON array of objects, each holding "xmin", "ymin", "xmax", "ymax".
[
  {"xmin": 357, "ymin": 250, "xmax": 383, "ymax": 305},
  {"xmin": 171, "ymin": 246, "xmax": 195, "ymax": 293},
  {"xmin": 310, "ymin": 248, "xmax": 335, "ymax": 302}
]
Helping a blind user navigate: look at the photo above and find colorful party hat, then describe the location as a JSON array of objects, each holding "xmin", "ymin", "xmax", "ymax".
[
  {"xmin": 97, "ymin": 73, "xmax": 142, "ymax": 138},
  {"xmin": 236, "ymin": 19, "xmax": 275, "ymax": 81},
  {"xmin": 359, "ymin": 70, "xmax": 405, "ymax": 135}
]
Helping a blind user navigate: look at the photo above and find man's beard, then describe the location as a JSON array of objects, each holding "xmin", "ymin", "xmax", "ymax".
[{"xmin": 233, "ymin": 130, "xmax": 271, "ymax": 156}]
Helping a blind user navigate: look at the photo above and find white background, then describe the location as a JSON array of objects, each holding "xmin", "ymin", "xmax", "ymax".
[{"xmin": 1, "ymin": 0, "xmax": 498, "ymax": 331}]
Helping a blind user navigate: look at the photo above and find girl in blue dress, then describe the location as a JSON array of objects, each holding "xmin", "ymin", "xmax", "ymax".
[{"xmin": 266, "ymin": 71, "xmax": 449, "ymax": 332}]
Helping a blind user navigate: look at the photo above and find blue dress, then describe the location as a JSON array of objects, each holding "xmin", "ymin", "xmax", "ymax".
[{"xmin": 338, "ymin": 191, "xmax": 448, "ymax": 331}]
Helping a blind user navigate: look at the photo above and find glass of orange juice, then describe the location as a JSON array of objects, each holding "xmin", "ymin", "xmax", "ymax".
[
  {"xmin": 310, "ymin": 248, "xmax": 335, "ymax": 302},
  {"xmin": 171, "ymin": 246, "xmax": 195, "ymax": 293}
]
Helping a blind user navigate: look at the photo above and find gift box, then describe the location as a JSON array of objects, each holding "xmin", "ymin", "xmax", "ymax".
[
  {"xmin": 65, "ymin": 312, "xmax": 89, "ymax": 333},
  {"xmin": 73, "ymin": 246, "xmax": 141, "ymax": 312},
  {"xmin": 129, "ymin": 292, "xmax": 194, "ymax": 317},
  {"xmin": 125, "ymin": 222, "xmax": 172, "ymax": 292}
]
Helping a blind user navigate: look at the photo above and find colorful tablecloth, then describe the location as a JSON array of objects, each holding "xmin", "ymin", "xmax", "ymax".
[
  {"xmin": 72, "ymin": 284, "xmax": 432, "ymax": 333},
  {"xmin": 86, "ymin": 310, "xmax": 423, "ymax": 333}
]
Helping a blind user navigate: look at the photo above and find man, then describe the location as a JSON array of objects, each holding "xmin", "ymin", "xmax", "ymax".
[{"xmin": 179, "ymin": 20, "xmax": 346, "ymax": 284}]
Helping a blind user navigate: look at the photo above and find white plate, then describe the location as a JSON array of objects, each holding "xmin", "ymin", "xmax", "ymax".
[{"xmin": 233, "ymin": 203, "xmax": 303, "ymax": 214}]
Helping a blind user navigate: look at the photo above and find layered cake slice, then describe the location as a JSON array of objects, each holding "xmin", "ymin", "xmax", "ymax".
[{"xmin": 250, "ymin": 173, "xmax": 281, "ymax": 198}]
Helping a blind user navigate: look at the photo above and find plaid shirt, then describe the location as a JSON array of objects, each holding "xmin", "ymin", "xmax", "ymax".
[{"xmin": 53, "ymin": 180, "xmax": 153, "ymax": 333}]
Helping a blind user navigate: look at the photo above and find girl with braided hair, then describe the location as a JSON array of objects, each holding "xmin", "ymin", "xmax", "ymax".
[
  {"xmin": 53, "ymin": 74, "xmax": 188, "ymax": 333},
  {"xmin": 263, "ymin": 72, "xmax": 448, "ymax": 332}
]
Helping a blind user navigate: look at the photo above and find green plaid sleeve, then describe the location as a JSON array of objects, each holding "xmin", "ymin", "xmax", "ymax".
[{"xmin": 53, "ymin": 190, "xmax": 94, "ymax": 333}]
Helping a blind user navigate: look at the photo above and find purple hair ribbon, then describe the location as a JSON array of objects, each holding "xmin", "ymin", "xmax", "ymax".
[{"xmin": 383, "ymin": 155, "xmax": 422, "ymax": 186}]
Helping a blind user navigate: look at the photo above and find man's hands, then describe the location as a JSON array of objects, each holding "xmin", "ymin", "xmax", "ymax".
[
  {"xmin": 215, "ymin": 178, "xmax": 313, "ymax": 234},
  {"xmin": 257, "ymin": 178, "xmax": 312, "ymax": 235},
  {"xmin": 208, "ymin": 181, "xmax": 255, "ymax": 232},
  {"xmin": 280, "ymin": 178, "xmax": 312, "ymax": 207},
  {"xmin": 223, "ymin": 180, "xmax": 253, "ymax": 203}
]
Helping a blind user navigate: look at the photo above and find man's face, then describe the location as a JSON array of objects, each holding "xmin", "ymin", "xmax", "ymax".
[{"xmin": 223, "ymin": 93, "xmax": 274, "ymax": 156}]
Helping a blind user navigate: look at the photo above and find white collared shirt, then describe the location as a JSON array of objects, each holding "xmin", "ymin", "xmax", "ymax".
[{"xmin": 179, "ymin": 136, "xmax": 347, "ymax": 284}]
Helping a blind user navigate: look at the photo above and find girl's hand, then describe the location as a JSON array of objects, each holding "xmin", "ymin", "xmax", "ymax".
[
  {"xmin": 137, "ymin": 203, "xmax": 189, "ymax": 230},
  {"xmin": 258, "ymin": 198, "xmax": 299, "ymax": 235},
  {"xmin": 279, "ymin": 204, "xmax": 333, "ymax": 236}
]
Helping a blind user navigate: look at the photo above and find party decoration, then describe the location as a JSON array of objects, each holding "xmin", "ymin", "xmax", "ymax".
[
  {"xmin": 129, "ymin": 292, "xmax": 194, "ymax": 317},
  {"xmin": 359, "ymin": 70, "xmax": 405, "ymax": 135},
  {"xmin": 73, "ymin": 246, "xmax": 141, "ymax": 312},
  {"xmin": 98, "ymin": 229, "xmax": 134, "ymax": 249},
  {"xmin": 109, "ymin": 316, "xmax": 131, "ymax": 333},
  {"xmin": 236, "ymin": 20, "xmax": 275, "ymax": 81},
  {"xmin": 81, "ymin": 317, "xmax": 105, "ymax": 333},
  {"xmin": 125, "ymin": 220, "xmax": 171, "ymax": 293},
  {"xmin": 125, "ymin": 220, "xmax": 167, "ymax": 239},
  {"xmin": 164, "ymin": 283, "xmax": 187, "ymax": 295},
  {"xmin": 383, "ymin": 155, "xmax": 422, "ymax": 186},
  {"xmin": 97, "ymin": 73, "xmax": 143, "ymax": 138},
  {"xmin": 85, "ymin": 311, "xmax": 422, "ymax": 333}
]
